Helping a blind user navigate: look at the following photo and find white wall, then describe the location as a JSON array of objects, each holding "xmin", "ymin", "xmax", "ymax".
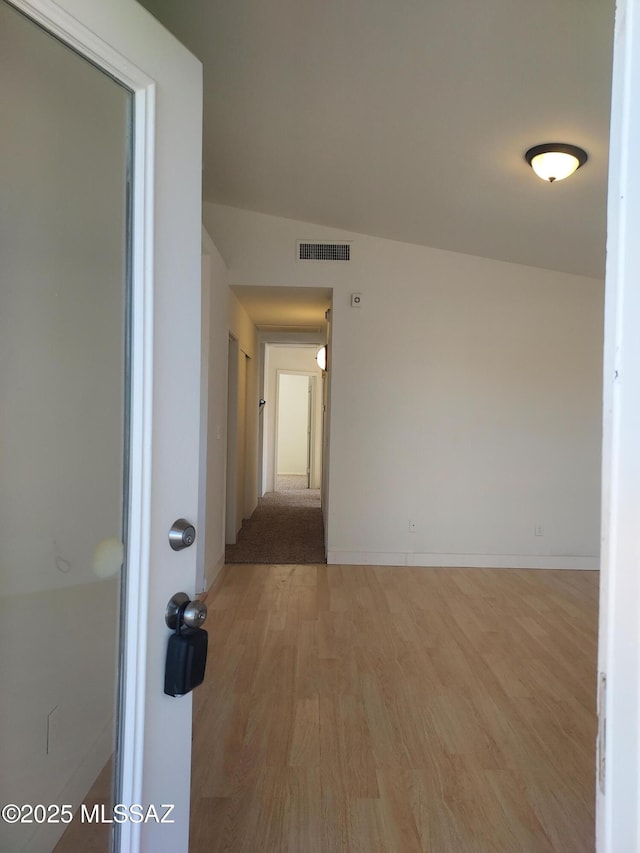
[
  {"xmin": 277, "ymin": 374, "xmax": 311, "ymax": 475},
  {"xmin": 205, "ymin": 202, "xmax": 604, "ymax": 569},
  {"xmin": 228, "ymin": 290, "xmax": 259, "ymax": 528},
  {"xmin": 263, "ymin": 345, "xmax": 324, "ymax": 492},
  {"xmin": 225, "ymin": 336, "xmax": 239, "ymax": 543},
  {"xmin": 201, "ymin": 230, "xmax": 229, "ymax": 589},
  {"xmin": 201, "ymin": 229, "xmax": 260, "ymax": 560},
  {"xmin": 321, "ymin": 314, "xmax": 332, "ymax": 541}
]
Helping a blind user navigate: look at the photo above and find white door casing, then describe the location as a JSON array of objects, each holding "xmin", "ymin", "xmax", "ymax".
[
  {"xmin": 225, "ymin": 335, "xmax": 240, "ymax": 544},
  {"xmin": 597, "ymin": 0, "xmax": 640, "ymax": 850},
  {"xmin": 5, "ymin": 1, "xmax": 203, "ymax": 851},
  {"xmin": 275, "ymin": 371, "xmax": 312, "ymax": 483},
  {"xmin": 262, "ymin": 344, "xmax": 325, "ymax": 494},
  {"xmin": 274, "ymin": 370, "xmax": 324, "ymax": 490}
]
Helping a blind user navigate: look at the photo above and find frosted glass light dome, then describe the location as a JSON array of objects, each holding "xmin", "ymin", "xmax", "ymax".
[
  {"xmin": 316, "ymin": 345, "xmax": 327, "ymax": 371},
  {"xmin": 525, "ymin": 144, "xmax": 588, "ymax": 183}
]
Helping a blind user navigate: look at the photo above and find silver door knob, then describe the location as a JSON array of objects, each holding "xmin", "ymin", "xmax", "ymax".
[
  {"xmin": 165, "ymin": 592, "xmax": 207, "ymax": 630},
  {"xmin": 183, "ymin": 599, "xmax": 207, "ymax": 628}
]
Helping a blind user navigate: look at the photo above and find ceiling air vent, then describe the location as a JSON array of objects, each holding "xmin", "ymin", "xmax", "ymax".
[{"xmin": 298, "ymin": 241, "xmax": 350, "ymax": 261}]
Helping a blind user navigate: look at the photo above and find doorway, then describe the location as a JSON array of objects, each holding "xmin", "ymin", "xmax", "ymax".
[
  {"xmin": 224, "ymin": 341, "xmax": 327, "ymax": 565},
  {"xmin": 275, "ymin": 371, "xmax": 321, "ymax": 491},
  {"xmin": 261, "ymin": 344, "xmax": 325, "ymax": 497}
]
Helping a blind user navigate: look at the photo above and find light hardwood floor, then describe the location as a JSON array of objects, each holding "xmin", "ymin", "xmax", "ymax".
[{"xmin": 190, "ymin": 564, "xmax": 598, "ymax": 852}]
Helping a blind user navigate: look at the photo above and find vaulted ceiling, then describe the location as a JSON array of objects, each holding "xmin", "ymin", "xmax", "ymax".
[{"xmin": 139, "ymin": 0, "xmax": 615, "ymax": 279}]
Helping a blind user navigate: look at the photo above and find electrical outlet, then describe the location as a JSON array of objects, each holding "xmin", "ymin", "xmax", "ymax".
[
  {"xmin": 409, "ymin": 520, "xmax": 417, "ymax": 532},
  {"xmin": 534, "ymin": 524, "xmax": 543, "ymax": 537}
]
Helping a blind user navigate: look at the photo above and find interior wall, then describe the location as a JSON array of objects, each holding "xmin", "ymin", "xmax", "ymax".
[
  {"xmin": 201, "ymin": 229, "xmax": 228, "ymax": 589},
  {"xmin": 242, "ymin": 350, "xmax": 258, "ymax": 519},
  {"xmin": 263, "ymin": 345, "xmax": 323, "ymax": 492},
  {"xmin": 225, "ymin": 336, "xmax": 239, "ymax": 544},
  {"xmin": 205, "ymin": 202, "xmax": 604, "ymax": 569},
  {"xmin": 321, "ymin": 319, "xmax": 332, "ymax": 541},
  {"xmin": 236, "ymin": 351, "xmax": 248, "ymax": 528},
  {"xmin": 202, "ymin": 230, "xmax": 259, "ymax": 560},
  {"xmin": 197, "ymin": 253, "xmax": 211, "ymax": 591},
  {"xmin": 229, "ymin": 291, "xmax": 259, "ymax": 524}
]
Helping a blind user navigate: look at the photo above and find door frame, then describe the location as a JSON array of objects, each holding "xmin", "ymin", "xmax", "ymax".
[
  {"xmin": 5, "ymin": 2, "xmax": 202, "ymax": 851},
  {"xmin": 225, "ymin": 334, "xmax": 240, "ymax": 543},
  {"xmin": 274, "ymin": 369, "xmax": 321, "ymax": 490},
  {"xmin": 597, "ymin": 0, "xmax": 640, "ymax": 849}
]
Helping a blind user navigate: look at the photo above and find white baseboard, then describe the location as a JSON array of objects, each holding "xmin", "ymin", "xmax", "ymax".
[
  {"xmin": 327, "ymin": 550, "xmax": 407, "ymax": 566},
  {"xmin": 326, "ymin": 550, "xmax": 599, "ymax": 570},
  {"xmin": 204, "ymin": 552, "xmax": 226, "ymax": 593}
]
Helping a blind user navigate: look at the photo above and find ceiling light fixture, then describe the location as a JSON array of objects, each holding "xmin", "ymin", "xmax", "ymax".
[
  {"xmin": 524, "ymin": 143, "xmax": 588, "ymax": 183},
  {"xmin": 316, "ymin": 345, "xmax": 327, "ymax": 371}
]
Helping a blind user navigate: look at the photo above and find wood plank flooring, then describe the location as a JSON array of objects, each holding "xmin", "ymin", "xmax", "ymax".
[{"xmin": 190, "ymin": 565, "xmax": 598, "ymax": 852}]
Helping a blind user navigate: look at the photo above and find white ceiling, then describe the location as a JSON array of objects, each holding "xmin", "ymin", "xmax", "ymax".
[
  {"xmin": 230, "ymin": 285, "xmax": 331, "ymax": 330},
  {"xmin": 140, "ymin": 0, "xmax": 615, "ymax": 280}
]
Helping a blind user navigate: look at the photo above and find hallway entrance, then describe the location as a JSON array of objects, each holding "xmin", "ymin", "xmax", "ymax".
[{"xmin": 224, "ymin": 488, "xmax": 325, "ymax": 564}]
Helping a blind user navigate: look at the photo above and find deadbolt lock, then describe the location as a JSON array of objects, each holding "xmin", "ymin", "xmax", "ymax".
[{"xmin": 169, "ymin": 518, "xmax": 196, "ymax": 551}]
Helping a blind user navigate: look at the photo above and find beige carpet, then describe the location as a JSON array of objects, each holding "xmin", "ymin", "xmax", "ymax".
[
  {"xmin": 225, "ymin": 489, "xmax": 326, "ymax": 564},
  {"xmin": 275, "ymin": 473, "xmax": 308, "ymax": 490}
]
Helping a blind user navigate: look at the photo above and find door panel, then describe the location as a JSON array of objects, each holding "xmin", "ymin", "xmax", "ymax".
[
  {"xmin": 0, "ymin": 1, "xmax": 203, "ymax": 851},
  {"xmin": 0, "ymin": 3, "xmax": 130, "ymax": 850}
]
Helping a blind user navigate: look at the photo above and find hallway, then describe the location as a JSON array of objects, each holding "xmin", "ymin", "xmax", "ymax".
[
  {"xmin": 190, "ymin": 564, "xmax": 597, "ymax": 852},
  {"xmin": 225, "ymin": 489, "xmax": 326, "ymax": 565}
]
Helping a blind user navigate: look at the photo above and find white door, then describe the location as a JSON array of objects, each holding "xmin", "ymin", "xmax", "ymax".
[
  {"xmin": 597, "ymin": 0, "xmax": 640, "ymax": 850},
  {"xmin": 0, "ymin": 1, "xmax": 202, "ymax": 852}
]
